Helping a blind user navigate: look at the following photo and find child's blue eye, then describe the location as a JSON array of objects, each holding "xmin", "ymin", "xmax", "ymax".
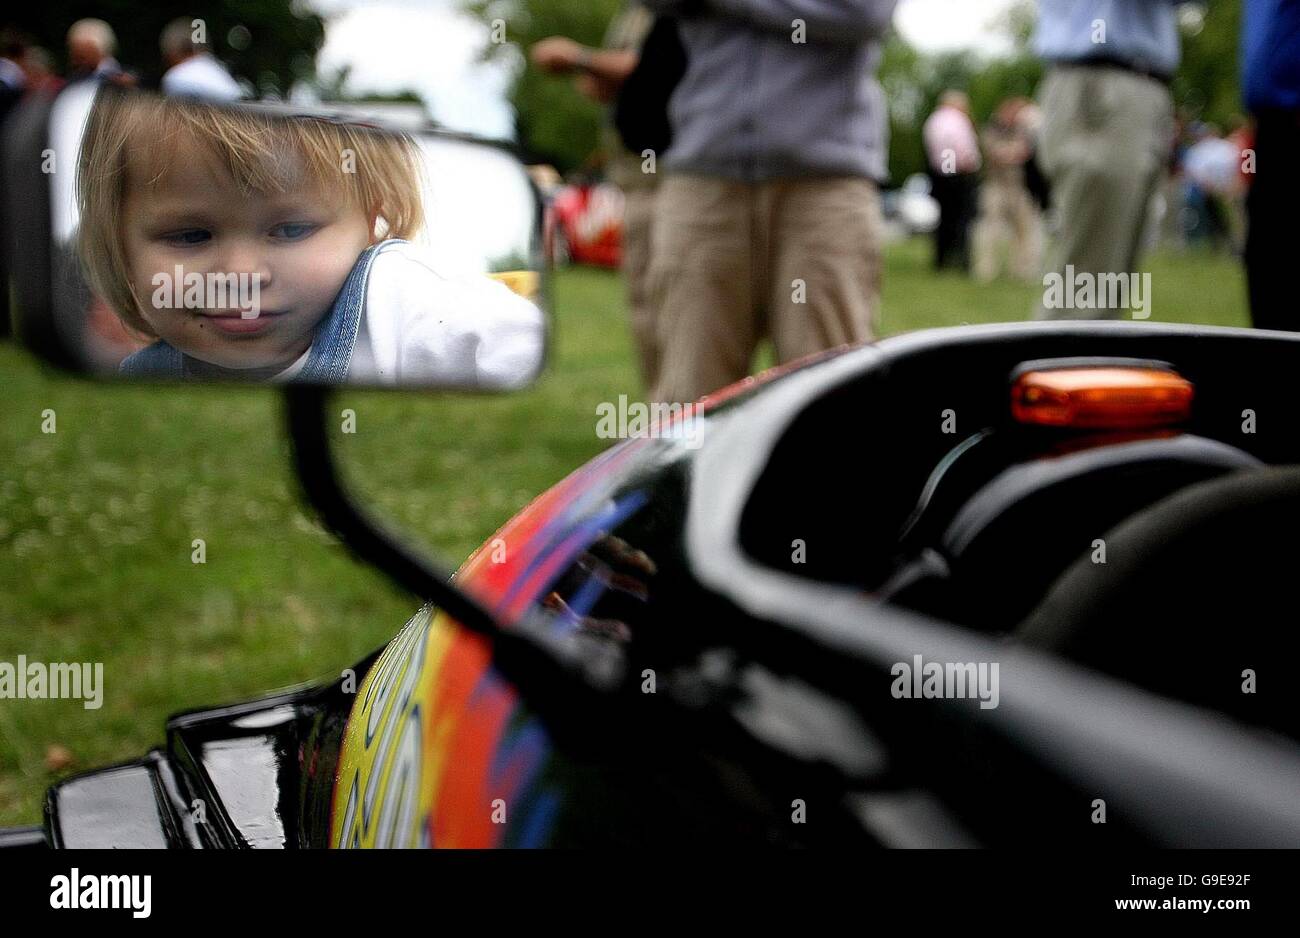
[
  {"xmin": 164, "ymin": 229, "xmax": 211, "ymax": 246},
  {"xmin": 271, "ymin": 222, "xmax": 318, "ymax": 241}
]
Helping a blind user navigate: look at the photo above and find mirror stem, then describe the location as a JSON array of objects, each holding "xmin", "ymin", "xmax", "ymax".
[{"xmin": 281, "ymin": 385, "xmax": 627, "ymax": 724}]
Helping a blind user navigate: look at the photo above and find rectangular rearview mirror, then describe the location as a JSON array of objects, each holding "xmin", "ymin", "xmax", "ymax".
[{"xmin": 6, "ymin": 85, "xmax": 548, "ymax": 389}]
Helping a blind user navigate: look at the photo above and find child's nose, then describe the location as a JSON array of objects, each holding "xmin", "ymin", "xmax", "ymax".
[{"xmin": 218, "ymin": 244, "xmax": 271, "ymax": 291}]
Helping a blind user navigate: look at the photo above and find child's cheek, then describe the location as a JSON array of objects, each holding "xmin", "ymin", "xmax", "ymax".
[
  {"xmin": 130, "ymin": 248, "xmax": 188, "ymax": 334},
  {"xmin": 137, "ymin": 269, "xmax": 171, "ymax": 319},
  {"xmin": 290, "ymin": 236, "xmax": 362, "ymax": 319}
]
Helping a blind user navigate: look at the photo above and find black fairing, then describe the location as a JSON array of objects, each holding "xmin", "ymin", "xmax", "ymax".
[{"xmin": 45, "ymin": 658, "xmax": 375, "ymax": 849}]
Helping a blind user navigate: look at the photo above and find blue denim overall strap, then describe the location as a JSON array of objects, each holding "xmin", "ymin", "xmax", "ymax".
[
  {"xmin": 117, "ymin": 240, "xmax": 406, "ymax": 381},
  {"xmin": 297, "ymin": 238, "xmax": 405, "ymax": 383},
  {"xmin": 120, "ymin": 340, "xmax": 184, "ymax": 377}
]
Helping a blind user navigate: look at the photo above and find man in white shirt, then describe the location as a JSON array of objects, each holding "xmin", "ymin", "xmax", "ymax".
[{"xmin": 160, "ymin": 17, "xmax": 241, "ymax": 102}]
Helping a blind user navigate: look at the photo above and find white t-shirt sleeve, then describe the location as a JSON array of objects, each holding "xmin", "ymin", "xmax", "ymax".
[{"xmin": 350, "ymin": 242, "xmax": 544, "ymax": 388}]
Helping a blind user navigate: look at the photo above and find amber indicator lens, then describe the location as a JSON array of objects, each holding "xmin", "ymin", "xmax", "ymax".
[{"xmin": 1011, "ymin": 367, "xmax": 1194, "ymax": 429}]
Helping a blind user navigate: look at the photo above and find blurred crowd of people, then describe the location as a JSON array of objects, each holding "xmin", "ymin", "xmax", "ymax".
[
  {"xmin": 0, "ymin": 15, "xmax": 240, "ymax": 123},
  {"xmin": 921, "ymin": 0, "xmax": 1295, "ymax": 334},
  {"xmin": 537, "ymin": 0, "xmax": 1300, "ymax": 404},
  {"xmin": 922, "ymin": 92, "xmax": 1259, "ymax": 282},
  {"xmin": 1167, "ymin": 115, "xmax": 1254, "ymax": 252}
]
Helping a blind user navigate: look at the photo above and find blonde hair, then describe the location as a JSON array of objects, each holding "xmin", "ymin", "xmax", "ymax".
[{"xmin": 77, "ymin": 89, "xmax": 425, "ymax": 335}]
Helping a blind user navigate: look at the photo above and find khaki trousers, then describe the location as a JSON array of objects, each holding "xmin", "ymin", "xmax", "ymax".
[
  {"xmin": 622, "ymin": 186, "xmax": 660, "ymax": 393},
  {"xmin": 649, "ymin": 173, "xmax": 882, "ymax": 404},
  {"xmin": 1035, "ymin": 65, "xmax": 1173, "ymax": 319}
]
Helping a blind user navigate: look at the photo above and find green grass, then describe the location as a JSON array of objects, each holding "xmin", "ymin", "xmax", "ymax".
[
  {"xmin": 0, "ymin": 240, "xmax": 1249, "ymax": 826},
  {"xmin": 876, "ymin": 237, "xmax": 1250, "ymax": 332}
]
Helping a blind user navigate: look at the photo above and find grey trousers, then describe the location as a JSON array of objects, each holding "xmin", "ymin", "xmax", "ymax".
[{"xmin": 1035, "ymin": 64, "xmax": 1173, "ymax": 319}]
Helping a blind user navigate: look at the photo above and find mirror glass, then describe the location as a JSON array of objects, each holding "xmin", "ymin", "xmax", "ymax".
[{"xmin": 46, "ymin": 87, "xmax": 545, "ymax": 388}]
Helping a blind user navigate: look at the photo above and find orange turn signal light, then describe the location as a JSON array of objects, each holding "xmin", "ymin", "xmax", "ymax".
[{"xmin": 1011, "ymin": 366, "xmax": 1193, "ymax": 429}]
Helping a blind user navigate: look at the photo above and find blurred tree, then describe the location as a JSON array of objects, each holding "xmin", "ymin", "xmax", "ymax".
[
  {"xmin": 464, "ymin": 0, "xmax": 623, "ymax": 172},
  {"xmin": 309, "ymin": 63, "xmax": 428, "ymax": 115},
  {"xmin": 879, "ymin": 36, "xmax": 929, "ymax": 184},
  {"xmin": 1174, "ymin": 0, "xmax": 1243, "ymax": 129},
  {"xmin": 995, "ymin": 0, "xmax": 1037, "ymax": 50},
  {"xmin": 4, "ymin": 0, "xmax": 325, "ymax": 96}
]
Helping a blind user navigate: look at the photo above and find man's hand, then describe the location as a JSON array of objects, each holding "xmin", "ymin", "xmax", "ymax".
[
  {"xmin": 575, "ymin": 72, "xmax": 623, "ymax": 104},
  {"xmin": 532, "ymin": 37, "xmax": 640, "ymax": 103},
  {"xmin": 531, "ymin": 36, "xmax": 589, "ymax": 75}
]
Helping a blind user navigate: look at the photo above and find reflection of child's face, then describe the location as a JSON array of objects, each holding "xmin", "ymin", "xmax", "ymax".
[{"xmin": 122, "ymin": 133, "xmax": 373, "ymax": 372}]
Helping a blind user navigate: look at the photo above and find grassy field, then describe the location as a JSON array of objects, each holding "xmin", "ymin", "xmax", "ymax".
[{"xmin": 0, "ymin": 238, "xmax": 1249, "ymax": 826}]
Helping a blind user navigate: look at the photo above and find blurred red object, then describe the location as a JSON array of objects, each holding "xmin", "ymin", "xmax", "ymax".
[
  {"xmin": 86, "ymin": 294, "xmax": 148, "ymax": 369},
  {"xmin": 545, "ymin": 182, "xmax": 624, "ymax": 269}
]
